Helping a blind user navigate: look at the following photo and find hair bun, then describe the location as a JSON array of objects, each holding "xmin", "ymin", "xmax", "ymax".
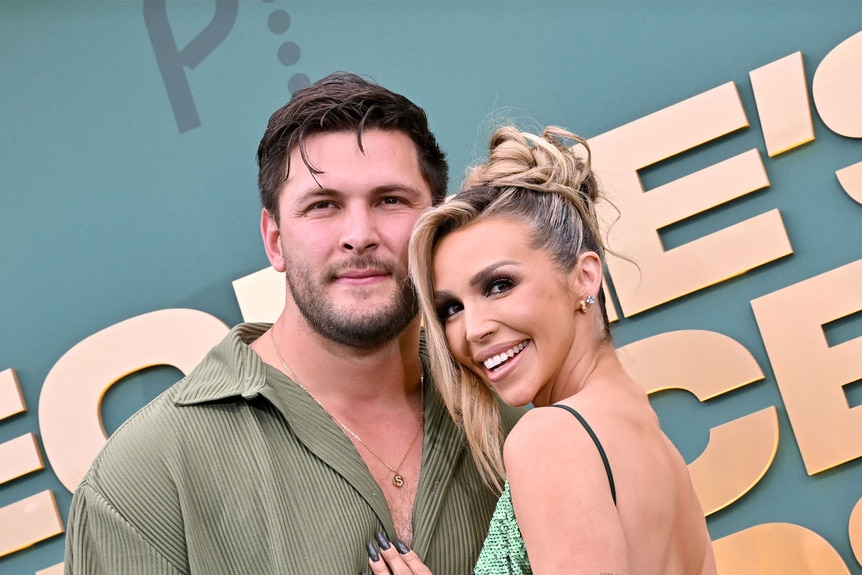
[{"xmin": 463, "ymin": 125, "xmax": 597, "ymax": 206}]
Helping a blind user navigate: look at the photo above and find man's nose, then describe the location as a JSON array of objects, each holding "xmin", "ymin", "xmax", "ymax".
[{"xmin": 340, "ymin": 206, "xmax": 380, "ymax": 253}]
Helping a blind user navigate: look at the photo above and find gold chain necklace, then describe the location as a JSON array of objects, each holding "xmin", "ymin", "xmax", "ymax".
[{"xmin": 269, "ymin": 329, "xmax": 424, "ymax": 488}]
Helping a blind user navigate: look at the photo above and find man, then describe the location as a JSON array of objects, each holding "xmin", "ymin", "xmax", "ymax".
[{"xmin": 64, "ymin": 73, "xmax": 520, "ymax": 574}]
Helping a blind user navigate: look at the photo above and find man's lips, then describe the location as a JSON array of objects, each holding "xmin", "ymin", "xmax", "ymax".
[{"xmin": 334, "ymin": 269, "xmax": 389, "ymax": 285}]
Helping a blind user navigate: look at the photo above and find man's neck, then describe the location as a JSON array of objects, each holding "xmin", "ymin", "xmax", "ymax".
[
  {"xmin": 251, "ymin": 311, "xmax": 426, "ymax": 544},
  {"xmin": 251, "ymin": 313, "xmax": 423, "ymax": 405}
]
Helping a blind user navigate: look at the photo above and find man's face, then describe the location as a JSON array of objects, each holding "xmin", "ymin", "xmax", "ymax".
[{"xmin": 270, "ymin": 129, "xmax": 434, "ymax": 349}]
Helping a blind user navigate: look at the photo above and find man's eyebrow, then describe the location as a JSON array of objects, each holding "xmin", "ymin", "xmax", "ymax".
[
  {"xmin": 370, "ymin": 183, "xmax": 428, "ymax": 197},
  {"xmin": 293, "ymin": 183, "xmax": 426, "ymax": 201},
  {"xmin": 292, "ymin": 187, "xmax": 339, "ymax": 203}
]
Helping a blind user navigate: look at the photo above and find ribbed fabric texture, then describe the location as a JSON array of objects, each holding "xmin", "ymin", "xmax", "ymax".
[{"xmin": 64, "ymin": 323, "xmax": 522, "ymax": 575}]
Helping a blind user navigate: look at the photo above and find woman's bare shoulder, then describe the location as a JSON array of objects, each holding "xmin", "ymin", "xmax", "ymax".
[{"xmin": 502, "ymin": 403, "xmax": 615, "ymax": 481}]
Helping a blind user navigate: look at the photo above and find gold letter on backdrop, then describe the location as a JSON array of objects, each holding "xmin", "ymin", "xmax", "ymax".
[
  {"xmin": 850, "ymin": 498, "xmax": 862, "ymax": 566},
  {"xmin": 589, "ymin": 82, "xmax": 793, "ymax": 317},
  {"xmin": 714, "ymin": 523, "xmax": 849, "ymax": 574},
  {"xmin": 619, "ymin": 330, "xmax": 777, "ymax": 515},
  {"xmin": 38, "ymin": 309, "xmax": 228, "ymax": 492},
  {"xmin": 812, "ymin": 29, "xmax": 862, "ymax": 204},
  {"xmin": 752, "ymin": 259, "xmax": 862, "ymax": 475},
  {"xmin": 232, "ymin": 266, "xmax": 284, "ymax": 323},
  {"xmin": 0, "ymin": 370, "xmax": 64, "ymax": 557},
  {"xmin": 0, "ymin": 492, "xmax": 64, "ymax": 558},
  {"xmin": 813, "ymin": 30, "xmax": 862, "ymax": 137},
  {"xmin": 749, "ymin": 51, "xmax": 815, "ymax": 157}
]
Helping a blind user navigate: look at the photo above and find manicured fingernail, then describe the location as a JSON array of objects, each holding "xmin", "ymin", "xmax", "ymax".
[
  {"xmin": 366, "ymin": 541, "xmax": 380, "ymax": 562},
  {"xmin": 394, "ymin": 538, "xmax": 410, "ymax": 554},
  {"xmin": 375, "ymin": 531, "xmax": 391, "ymax": 550}
]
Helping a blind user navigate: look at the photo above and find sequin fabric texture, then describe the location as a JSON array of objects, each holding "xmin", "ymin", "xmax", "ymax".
[{"xmin": 474, "ymin": 480, "xmax": 532, "ymax": 575}]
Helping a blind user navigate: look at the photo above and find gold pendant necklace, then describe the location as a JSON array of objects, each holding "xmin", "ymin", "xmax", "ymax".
[{"xmin": 270, "ymin": 329, "xmax": 423, "ymax": 488}]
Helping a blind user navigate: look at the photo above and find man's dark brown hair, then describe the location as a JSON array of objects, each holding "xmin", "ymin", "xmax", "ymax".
[{"xmin": 257, "ymin": 72, "xmax": 449, "ymax": 221}]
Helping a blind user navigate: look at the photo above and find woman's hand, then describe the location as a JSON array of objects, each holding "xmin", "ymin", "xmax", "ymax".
[{"xmin": 366, "ymin": 532, "xmax": 433, "ymax": 575}]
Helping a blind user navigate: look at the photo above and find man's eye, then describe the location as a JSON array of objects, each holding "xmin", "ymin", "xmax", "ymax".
[{"xmin": 382, "ymin": 196, "xmax": 402, "ymax": 205}]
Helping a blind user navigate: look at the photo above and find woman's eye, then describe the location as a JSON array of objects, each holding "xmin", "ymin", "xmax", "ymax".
[
  {"xmin": 436, "ymin": 301, "xmax": 463, "ymax": 323},
  {"xmin": 486, "ymin": 278, "xmax": 513, "ymax": 296}
]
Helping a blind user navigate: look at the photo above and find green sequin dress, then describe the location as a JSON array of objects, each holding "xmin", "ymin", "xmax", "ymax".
[{"xmin": 473, "ymin": 479, "xmax": 532, "ymax": 574}]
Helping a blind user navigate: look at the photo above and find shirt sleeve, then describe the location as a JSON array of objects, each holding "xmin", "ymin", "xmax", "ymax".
[{"xmin": 64, "ymin": 481, "xmax": 185, "ymax": 575}]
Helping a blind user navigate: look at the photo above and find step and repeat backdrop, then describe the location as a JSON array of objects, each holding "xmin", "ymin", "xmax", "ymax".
[{"xmin": 2, "ymin": 1, "xmax": 861, "ymax": 573}]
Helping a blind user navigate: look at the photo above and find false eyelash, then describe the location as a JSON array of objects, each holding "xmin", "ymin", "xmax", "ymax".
[
  {"xmin": 481, "ymin": 274, "xmax": 517, "ymax": 297},
  {"xmin": 434, "ymin": 299, "xmax": 462, "ymax": 324}
]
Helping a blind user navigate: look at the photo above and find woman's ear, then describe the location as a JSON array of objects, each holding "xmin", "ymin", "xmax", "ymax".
[
  {"xmin": 261, "ymin": 209, "xmax": 287, "ymax": 272},
  {"xmin": 571, "ymin": 251, "xmax": 603, "ymax": 298}
]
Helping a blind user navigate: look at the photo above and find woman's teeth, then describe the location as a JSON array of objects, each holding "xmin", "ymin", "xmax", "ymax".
[{"xmin": 484, "ymin": 342, "xmax": 527, "ymax": 370}]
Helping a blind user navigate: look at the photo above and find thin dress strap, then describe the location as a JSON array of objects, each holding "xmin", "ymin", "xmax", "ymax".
[{"xmin": 549, "ymin": 404, "xmax": 617, "ymax": 506}]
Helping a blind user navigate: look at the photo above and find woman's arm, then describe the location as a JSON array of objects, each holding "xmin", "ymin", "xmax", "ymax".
[{"xmin": 505, "ymin": 406, "xmax": 629, "ymax": 574}]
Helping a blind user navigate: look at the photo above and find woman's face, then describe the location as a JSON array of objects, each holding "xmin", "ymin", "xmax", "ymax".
[{"xmin": 431, "ymin": 218, "xmax": 584, "ymax": 407}]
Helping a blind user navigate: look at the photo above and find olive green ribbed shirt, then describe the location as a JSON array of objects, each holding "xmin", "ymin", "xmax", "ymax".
[{"xmin": 64, "ymin": 323, "xmax": 520, "ymax": 575}]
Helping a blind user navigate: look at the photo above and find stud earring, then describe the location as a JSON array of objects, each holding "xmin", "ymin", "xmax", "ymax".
[{"xmin": 579, "ymin": 295, "xmax": 596, "ymax": 314}]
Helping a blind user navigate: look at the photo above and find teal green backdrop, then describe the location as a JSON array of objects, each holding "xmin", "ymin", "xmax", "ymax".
[{"xmin": 2, "ymin": 1, "xmax": 861, "ymax": 573}]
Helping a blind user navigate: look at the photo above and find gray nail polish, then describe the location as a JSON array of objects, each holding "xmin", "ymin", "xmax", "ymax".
[
  {"xmin": 366, "ymin": 541, "xmax": 380, "ymax": 562},
  {"xmin": 394, "ymin": 539, "xmax": 410, "ymax": 554},
  {"xmin": 375, "ymin": 531, "xmax": 391, "ymax": 550}
]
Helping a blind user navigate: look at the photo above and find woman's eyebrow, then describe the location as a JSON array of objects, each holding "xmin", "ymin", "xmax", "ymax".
[{"xmin": 468, "ymin": 261, "xmax": 518, "ymax": 288}]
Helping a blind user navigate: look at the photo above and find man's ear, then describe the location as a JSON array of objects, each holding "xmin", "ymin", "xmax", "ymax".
[{"xmin": 261, "ymin": 209, "xmax": 287, "ymax": 272}]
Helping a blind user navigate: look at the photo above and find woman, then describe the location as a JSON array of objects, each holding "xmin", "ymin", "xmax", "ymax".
[{"xmin": 368, "ymin": 126, "xmax": 717, "ymax": 574}]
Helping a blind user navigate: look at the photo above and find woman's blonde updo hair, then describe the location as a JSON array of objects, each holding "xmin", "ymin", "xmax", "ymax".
[{"xmin": 409, "ymin": 125, "xmax": 610, "ymax": 490}]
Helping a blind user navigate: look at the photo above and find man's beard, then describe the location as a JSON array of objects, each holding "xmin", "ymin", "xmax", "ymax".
[{"xmin": 284, "ymin": 254, "xmax": 419, "ymax": 350}]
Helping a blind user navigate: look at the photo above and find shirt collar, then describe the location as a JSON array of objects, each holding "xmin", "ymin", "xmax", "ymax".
[{"xmin": 173, "ymin": 322, "xmax": 272, "ymax": 405}]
